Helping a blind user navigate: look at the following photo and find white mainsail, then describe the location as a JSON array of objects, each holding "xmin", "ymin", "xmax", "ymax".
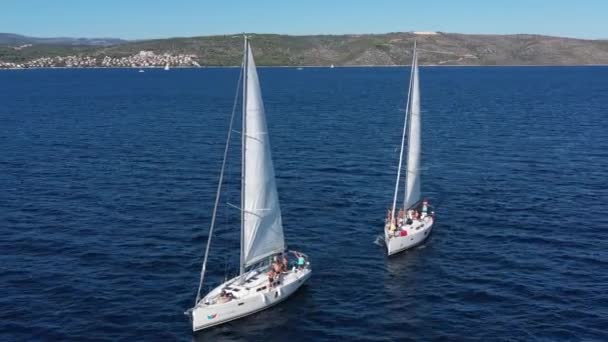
[
  {"xmin": 241, "ymin": 43, "xmax": 285, "ymax": 269},
  {"xmin": 404, "ymin": 48, "xmax": 421, "ymax": 209}
]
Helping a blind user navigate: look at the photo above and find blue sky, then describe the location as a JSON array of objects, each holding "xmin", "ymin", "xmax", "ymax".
[{"xmin": 1, "ymin": 0, "xmax": 606, "ymax": 39}]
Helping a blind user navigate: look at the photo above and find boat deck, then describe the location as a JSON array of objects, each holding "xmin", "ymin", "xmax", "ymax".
[
  {"xmin": 202, "ymin": 252, "xmax": 310, "ymax": 305},
  {"xmin": 386, "ymin": 214, "xmax": 432, "ymax": 233}
]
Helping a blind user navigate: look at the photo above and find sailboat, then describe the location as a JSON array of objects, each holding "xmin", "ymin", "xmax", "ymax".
[
  {"xmin": 164, "ymin": 62, "xmax": 170, "ymax": 71},
  {"xmin": 188, "ymin": 37, "xmax": 312, "ymax": 331},
  {"xmin": 384, "ymin": 42, "xmax": 435, "ymax": 256}
]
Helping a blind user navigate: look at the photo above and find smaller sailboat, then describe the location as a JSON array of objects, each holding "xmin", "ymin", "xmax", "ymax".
[
  {"xmin": 164, "ymin": 62, "xmax": 170, "ymax": 71},
  {"xmin": 330, "ymin": 64, "xmax": 335, "ymax": 69},
  {"xmin": 188, "ymin": 36, "xmax": 312, "ymax": 331},
  {"xmin": 384, "ymin": 42, "xmax": 435, "ymax": 256}
]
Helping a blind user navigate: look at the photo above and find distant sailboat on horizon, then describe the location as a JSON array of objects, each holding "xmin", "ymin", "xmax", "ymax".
[
  {"xmin": 164, "ymin": 62, "xmax": 170, "ymax": 71},
  {"xmin": 187, "ymin": 36, "xmax": 312, "ymax": 331},
  {"xmin": 384, "ymin": 42, "xmax": 435, "ymax": 256}
]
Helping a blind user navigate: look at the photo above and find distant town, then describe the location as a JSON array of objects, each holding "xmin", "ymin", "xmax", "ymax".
[{"xmin": 0, "ymin": 51, "xmax": 201, "ymax": 69}]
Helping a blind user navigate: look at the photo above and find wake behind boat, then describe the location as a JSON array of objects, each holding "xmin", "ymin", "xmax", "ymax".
[
  {"xmin": 187, "ymin": 36, "xmax": 311, "ymax": 332},
  {"xmin": 384, "ymin": 42, "xmax": 435, "ymax": 256}
]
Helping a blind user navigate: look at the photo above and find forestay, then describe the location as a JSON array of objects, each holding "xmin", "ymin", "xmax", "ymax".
[{"xmin": 242, "ymin": 44, "xmax": 285, "ymax": 268}]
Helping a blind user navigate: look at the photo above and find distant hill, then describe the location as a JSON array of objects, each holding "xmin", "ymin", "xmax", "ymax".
[
  {"xmin": 2, "ymin": 32, "xmax": 608, "ymax": 66},
  {"xmin": 0, "ymin": 33, "xmax": 127, "ymax": 46}
]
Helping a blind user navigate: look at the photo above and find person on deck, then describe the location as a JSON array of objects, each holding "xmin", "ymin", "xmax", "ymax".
[
  {"xmin": 272, "ymin": 256, "xmax": 282, "ymax": 274},
  {"xmin": 218, "ymin": 290, "xmax": 233, "ymax": 303},
  {"xmin": 421, "ymin": 200, "xmax": 429, "ymax": 218},
  {"xmin": 389, "ymin": 220, "xmax": 397, "ymax": 232},
  {"xmin": 268, "ymin": 269, "xmax": 275, "ymax": 288},
  {"xmin": 398, "ymin": 208, "xmax": 405, "ymax": 227},
  {"xmin": 281, "ymin": 254, "xmax": 288, "ymax": 272},
  {"xmin": 297, "ymin": 253, "xmax": 306, "ymax": 269},
  {"xmin": 398, "ymin": 208, "xmax": 405, "ymax": 220}
]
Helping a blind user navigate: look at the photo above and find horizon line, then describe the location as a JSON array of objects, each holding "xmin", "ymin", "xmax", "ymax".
[{"xmin": 2, "ymin": 31, "xmax": 606, "ymax": 42}]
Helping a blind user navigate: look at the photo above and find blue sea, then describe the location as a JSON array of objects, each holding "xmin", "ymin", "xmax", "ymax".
[{"xmin": 1, "ymin": 66, "xmax": 607, "ymax": 341}]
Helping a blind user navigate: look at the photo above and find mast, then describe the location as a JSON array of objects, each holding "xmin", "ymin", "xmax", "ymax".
[
  {"xmin": 390, "ymin": 41, "xmax": 416, "ymax": 219},
  {"xmin": 240, "ymin": 36, "xmax": 248, "ymax": 277}
]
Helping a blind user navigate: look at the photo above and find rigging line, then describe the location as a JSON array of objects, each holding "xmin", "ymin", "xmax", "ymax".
[
  {"xmin": 391, "ymin": 41, "xmax": 416, "ymax": 219},
  {"xmin": 194, "ymin": 58, "xmax": 244, "ymax": 306}
]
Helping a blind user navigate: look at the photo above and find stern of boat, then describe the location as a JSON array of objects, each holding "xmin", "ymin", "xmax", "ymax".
[{"xmin": 385, "ymin": 215, "xmax": 434, "ymax": 255}]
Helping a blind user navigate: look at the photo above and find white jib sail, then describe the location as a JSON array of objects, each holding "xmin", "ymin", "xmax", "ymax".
[
  {"xmin": 242, "ymin": 43, "xmax": 285, "ymax": 268},
  {"xmin": 404, "ymin": 50, "xmax": 421, "ymax": 209}
]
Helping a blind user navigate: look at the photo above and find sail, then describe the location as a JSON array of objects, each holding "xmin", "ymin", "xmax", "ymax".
[
  {"xmin": 242, "ymin": 43, "xmax": 285, "ymax": 268},
  {"xmin": 404, "ymin": 50, "xmax": 421, "ymax": 209}
]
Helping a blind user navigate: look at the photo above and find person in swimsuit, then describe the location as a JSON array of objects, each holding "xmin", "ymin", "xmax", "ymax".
[
  {"xmin": 218, "ymin": 290, "xmax": 233, "ymax": 303},
  {"xmin": 268, "ymin": 269, "xmax": 276, "ymax": 288},
  {"xmin": 272, "ymin": 256, "xmax": 282, "ymax": 272},
  {"xmin": 281, "ymin": 254, "xmax": 288, "ymax": 272}
]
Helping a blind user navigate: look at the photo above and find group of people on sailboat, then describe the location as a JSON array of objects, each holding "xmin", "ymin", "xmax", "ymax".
[
  {"xmin": 267, "ymin": 252, "xmax": 307, "ymax": 288},
  {"xmin": 386, "ymin": 199, "xmax": 431, "ymax": 232}
]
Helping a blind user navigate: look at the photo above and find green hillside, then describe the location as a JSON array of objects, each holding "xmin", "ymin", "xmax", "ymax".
[{"xmin": 2, "ymin": 32, "xmax": 608, "ymax": 66}]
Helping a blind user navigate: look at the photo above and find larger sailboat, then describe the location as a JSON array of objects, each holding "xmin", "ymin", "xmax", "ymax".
[
  {"xmin": 384, "ymin": 42, "xmax": 435, "ymax": 256},
  {"xmin": 187, "ymin": 37, "xmax": 311, "ymax": 331}
]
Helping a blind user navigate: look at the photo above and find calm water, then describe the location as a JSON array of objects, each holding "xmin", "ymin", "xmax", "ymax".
[{"xmin": 1, "ymin": 66, "xmax": 607, "ymax": 341}]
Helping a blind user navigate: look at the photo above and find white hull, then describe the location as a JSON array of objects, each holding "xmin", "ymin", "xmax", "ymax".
[
  {"xmin": 385, "ymin": 215, "xmax": 433, "ymax": 256},
  {"xmin": 192, "ymin": 263, "xmax": 311, "ymax": 331}
]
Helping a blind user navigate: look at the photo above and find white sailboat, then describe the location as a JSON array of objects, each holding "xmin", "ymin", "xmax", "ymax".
[
  {"xmin": 164, "ymin": 62, "xmax": 170, "ymax": 71},
  {"xmin": 188, "ymin": 37, "xmax": 312, "ymax": 332},
  {"xmin": 384, "ymin": 42, "xmax": 435, "ymax": 256}
]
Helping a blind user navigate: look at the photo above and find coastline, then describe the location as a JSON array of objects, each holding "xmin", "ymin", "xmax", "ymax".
[{"xmin": 2, "ymin": 64, "xmax": 608, "ymax": 70}]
